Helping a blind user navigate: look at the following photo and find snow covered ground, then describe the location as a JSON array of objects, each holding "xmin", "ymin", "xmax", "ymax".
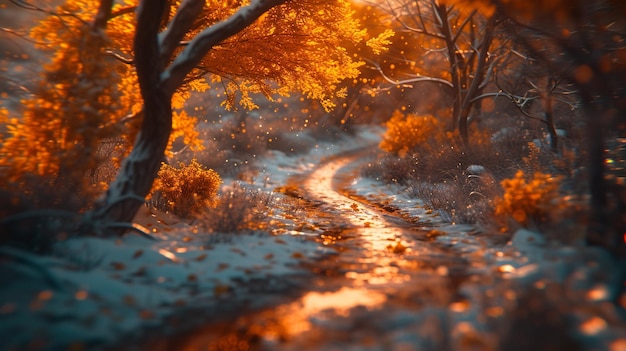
[
  {"xmin": 0, "ymin": 126, "xmax": 381, "ymax": 350},
  {"xmin": 0, "ymin": 126, "xmax": 624, "ymax": 350}
]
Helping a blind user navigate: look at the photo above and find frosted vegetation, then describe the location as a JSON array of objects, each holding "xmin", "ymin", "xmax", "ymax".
[{"xmin": 0, "ymin": 0, "xmax": 625, "ymax": 350}]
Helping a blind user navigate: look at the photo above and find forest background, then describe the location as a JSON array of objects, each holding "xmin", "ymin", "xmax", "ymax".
[{"xmin": 0, "ymin": 0, "xmax": 625, "ymax": 264}]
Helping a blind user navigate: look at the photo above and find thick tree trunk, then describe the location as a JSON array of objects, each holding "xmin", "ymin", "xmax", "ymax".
[
  {"xmin": 85, "ymin": 0, "xmax": 288, "ymax": 235},
  {"xmin": 86, "ymin": 0, "xmax": 171, "ymax": 233},
  {"xmin": 88, "ymin": 94, "xmax": 172, "ymax": 228}
]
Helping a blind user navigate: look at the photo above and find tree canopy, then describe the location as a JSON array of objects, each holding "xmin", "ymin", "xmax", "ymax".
[{"xmin": 0, "ymin": 0, "xmax": 370, "ymax": 213}]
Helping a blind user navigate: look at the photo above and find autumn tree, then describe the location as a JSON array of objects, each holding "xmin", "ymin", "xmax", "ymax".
[
  {"xmin": 364, "ymin": 0, "xmax": 508, "ymax": 145},
  {"xmin": 0, "ymin": 0, "xmax": 367, "ymax": 235},
  {"xmin": 445, "ymin": 0, "xmax": 626, "ymax": 255}
]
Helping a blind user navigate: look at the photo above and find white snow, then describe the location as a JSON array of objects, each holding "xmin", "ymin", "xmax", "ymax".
[
  {"xmin": 0, "ymin": 209, "xmax": 323, "ymax": 349},
  {"xmin": 1, "ymin": 125, "xmax": 624, "ymax": 350}
]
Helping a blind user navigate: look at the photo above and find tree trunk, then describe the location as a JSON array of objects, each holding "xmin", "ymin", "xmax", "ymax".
[
  {"xmin": 583, "ymin": 97, "xmax": 609, "ymax": 248},
  {"xmin": 86, "ymin": 0, "xmax": 171, "ymax": 233},
  {"xmin": 84, "ymin": 0, "xmax": 289, "ymax": 235},
  {"xmin": 436, "ymin": 4, "xmax": 462, "ymax": 132},
  {"xmin": 457, "ymin": 16, "xmax": 496, "ymax": 147}
]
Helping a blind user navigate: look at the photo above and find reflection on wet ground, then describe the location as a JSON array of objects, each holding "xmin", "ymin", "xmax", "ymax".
[{"xmin": 164, "ymin": 149, "xmax": 486, "ymax": 350}]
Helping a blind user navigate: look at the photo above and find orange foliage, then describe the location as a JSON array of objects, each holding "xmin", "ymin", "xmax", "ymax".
[
  {"xmin": 379, "ymin": 110, "xmax": 444, "ymax": 157},
  {"xmin": 152, "ymin": 160, "xmax": 221, "ymax": 218},
  {"xmin": 494, "ymin": 170, "xmax": 563, "ymax": 226},
  {"xmin": 0, "ymin": 7, "xmax": 125, "ymax": 197},
  {"xmin": 379, "ymin": 110, "xmax": 491, "ymax": 157},
  {"xmin": 442, "ymin": 0, "xmax": 626, "ymax": 21},
  {"xmin": 0, "ymin": 0, "xmax": 367, "ymax": 201}
]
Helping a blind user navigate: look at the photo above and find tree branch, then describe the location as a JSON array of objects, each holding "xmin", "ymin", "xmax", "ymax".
[
  {"xmin": 134, "ymin": 0, "xmax": 168, "ymax": 100},
  {"xmin": 91, "ymin": 0, "xmax": 114, "ymax": 33},
  {"xmin": 158, "ymin": 0, "xmax": 205, "ymax": 65},
  {"xmin": 161, "ymin": 0, "xmax": 287, "ymax": 94}
]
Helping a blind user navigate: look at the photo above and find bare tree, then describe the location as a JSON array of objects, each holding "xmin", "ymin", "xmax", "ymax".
[
  {"xmin": 368, "ymin": 0, "xmax": 504, "ymax": 146},
  {"xmin": 489, "ymin": 0, "xmax": 626, "ymax": 256}
]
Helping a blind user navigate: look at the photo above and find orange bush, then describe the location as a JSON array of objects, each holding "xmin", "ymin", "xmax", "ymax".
[
  {"xmin": 494, "ymin": 170, "xmax": 563, "ymax": 225},
  {"xmin": 379, "ymin": 110, "xmax": 492, "ymax": 158},
  {"xmin": 379, "ymin": 110, "xmax": 444, "ymax": 157},
  {"xmin": 151, "ymin": 160, "xmax": 222, "ymax": 218}
]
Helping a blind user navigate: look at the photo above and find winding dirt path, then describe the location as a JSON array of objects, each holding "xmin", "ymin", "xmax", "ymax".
[
  {"xmin": 135, "ymin": 147, "xmax": 486, "ymax": 351},
  {"xmin": 170, "ymin": 148, "xmax": 484, "ymax": 350}
]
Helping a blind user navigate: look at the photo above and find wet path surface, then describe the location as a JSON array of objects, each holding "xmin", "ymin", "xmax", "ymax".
[{"xmin": 153, "ymin": 148, "xmax": 492, "ymax": 351}]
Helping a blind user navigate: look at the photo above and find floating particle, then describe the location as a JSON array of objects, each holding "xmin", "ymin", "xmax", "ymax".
[
  {"xmin": 586, "ymin": 285, "xmax": 610, "ymax": 301},
  {"xmin": 580, "ymin": 316, "xmax": 607, "ymax": 336},
  {"xmin": 74, "ymin": 290, "xmax": 88, "ymax": 300}
]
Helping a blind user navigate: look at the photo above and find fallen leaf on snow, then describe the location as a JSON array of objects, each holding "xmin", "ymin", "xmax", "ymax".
[
  {"xmin": 123, "ymin": 295, "xmax": 137, "ymax": 306},
  {"xmin": 110, "ymin": 262, "xmax": 126, "ymax": 270},
  {"xmin": 195, "ymin": 253, "xmax": 208, "ymax": 261}
]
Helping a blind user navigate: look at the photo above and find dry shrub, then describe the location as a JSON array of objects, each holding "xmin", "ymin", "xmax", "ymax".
[
  {"xmin": 199, "ymin": 184, "xmax": 273, "ymax": 233},
  {"xmin": 88, "ymin": 137, "xmax": 126, "ymax": 187},
  {"xmin": 494, "ymin": 170, "xmax": 564, "ymax": 228},
  {"xmin": 379, "ymin": 110, "xmax": 444, "ymax": 157},
  {"xmin": 150, "ymin": 159, "xmax": 221, "ymax": 218}
]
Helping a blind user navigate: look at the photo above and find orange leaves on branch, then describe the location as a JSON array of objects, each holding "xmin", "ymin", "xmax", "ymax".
[
  {"xmin": 169, "ymin": 110, "xmax": 203, "ymax": 155},
  {"xmin": 0, "ymin": 8, "xmax": 125, "ymax": 198},
  {"xmin": 494, "ymin": 170, "xmax": 563, "ymax": 226},
  {"xmin": 1, "ymin": 0, "xmax": 369, "ymax": 206},
  {"xmin": 366, "ymin": 29, "xmax": 395, "ymax": 56},
  {"xmin": 151, "ymin": 160, "xmax": 222, "ymax": 218}
]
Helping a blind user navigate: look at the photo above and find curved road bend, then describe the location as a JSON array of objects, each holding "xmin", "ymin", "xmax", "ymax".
[{"xmin": 140, "ymin": 146, "xmax": 486, "ymax": 350}]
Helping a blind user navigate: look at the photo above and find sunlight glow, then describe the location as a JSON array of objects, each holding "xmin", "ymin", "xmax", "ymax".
[
  {"xmin": 158, "ymin": 249, "xmax": 181, "ymax": 262},
  {"xmin": 268, "ymin": 287, "xmax": 388, "ymax": 337},
  {"xmin": 498, "ymin": 264, "xmax": 516, "ymax": 273},
  {"xmin": 579, "ymin": 316, "xmax": 607, "ymax": 336},
  {"xmin": 586, "ymin": 285, "xmax": 610, "ymax": 301}
]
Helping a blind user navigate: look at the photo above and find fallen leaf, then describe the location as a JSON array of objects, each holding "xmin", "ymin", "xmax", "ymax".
[
  {"xmin": 110, "ymin": 262, "xmax": 126, "ymax": 270},
  {"xmin": 123, "ymin": 295, "xmax": 137, "ymax": 306},
  {"xmin": 195, "ymin": 253, "xmax": 208, "ymax": 262},
  {"xmin": 291, "ymin": 252, "xmax": 304, "ymax": 259},
  {"xmin": 131, "ymin": 266, "xmax": 147, "ymax": 277},
  {"xmin": 264, "ymin": 253, "xmax": 274, "ymax": 260},
  {"xmin": 214, "ymin": 284, "xmax": 231, "ymax": 296},
  {"xmin": 426, "ymin": 230, "xmax": 446, "ymax": 239},
  {"xmin": 139, "ymin": 310, "xmax": 155, "ymax": 320},
  {"xmin": 274, "ymin": 238, "xmax": 287, "ymax": 245},
  {"xmin": 132, "ymin": 250, "xmax": 144, "ymax": 259},
  {"xmin": 230, "ymin": 247, "xmax": 246, "ymax": 256}
]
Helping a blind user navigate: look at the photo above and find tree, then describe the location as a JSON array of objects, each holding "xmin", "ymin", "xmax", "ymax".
[
  {"xmin": 365, "ymin": 0, "xmax": 506, "ymax": 146},
  {"xmin": 0, "ymin": 0, "xmax": 367, "ymax": 235},
  {"xmin": 445, "ymin": 0, "xmax": 626, "ymax": 255}
]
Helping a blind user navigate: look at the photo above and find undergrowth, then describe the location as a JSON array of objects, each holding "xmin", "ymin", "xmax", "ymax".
[
  {"xmin": 199, "ymin": 184, "xmax": 274, "ymax": 234},
  {"xmin": 366, "ymin": 109, "xmax": 587, "ymax": 240},
  {"xmin": 149, "ymin": 159, "xmax": 222, "ymax": 218}
]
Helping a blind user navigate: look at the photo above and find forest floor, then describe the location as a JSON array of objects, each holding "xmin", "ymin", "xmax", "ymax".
[{"xmin": 0, "ymin": 127, "xmax": 625, "ymax": 351}]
